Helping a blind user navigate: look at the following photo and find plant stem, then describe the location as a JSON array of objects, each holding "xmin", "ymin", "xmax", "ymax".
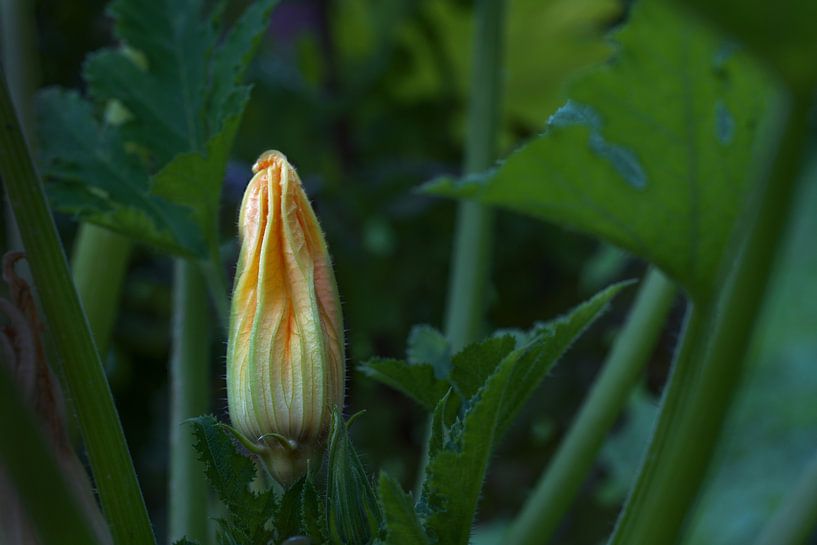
[
  {"xmin": 0, "ymin": 364, "xmax": 102, "ymax": 545},
  {"xmin": 506, "ymin": 268, "xmax": 676, "ymax": 545},
  {"xmin": 202, "ymin": 252, "xmax": 229, "ymax": 334},
  {"xmin": 0, "ymin": 0, "xmax": 36, "ymax": 134},
  {"xmin": 1, "ymin": 0, "xmax": 37, "ymax": 251},
  {"xmin": 415, "ymin": 0, "xmax": 506, "ymax": 497},
  {"xmin": 168, "ymin": 259, "xmax": 211, "ymax": 544},
  {"xmin": 753, "ymin": 447, "xmax": 817, "ymax": 545},
  {"xmin": 71, "ymin": 223, "xmax": 132, "ymax": 355},
  {"xmin": 0, "ymin": 71, "xmax": 156, "ymax": 545},
  {"xmin": 443, "ymin": 0, "xmax": 505, "ymax": 352},
  {"xmin": 609, "ymin": 91, "xmax": 814, "ymax": 545},
  {"xmin": 608, "ymin": 301, "xmax": 705, "ymax": 539}
]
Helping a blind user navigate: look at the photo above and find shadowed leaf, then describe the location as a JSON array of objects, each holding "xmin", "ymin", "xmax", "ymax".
[{"xmin": 424, "ymin": 2, "xmax": 770, "ymax": 303}]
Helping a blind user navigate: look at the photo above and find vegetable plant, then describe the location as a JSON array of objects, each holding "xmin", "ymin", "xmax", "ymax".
[{"xmin": 1, "ymin": 0, "xmax": 816, "ymax": 544}]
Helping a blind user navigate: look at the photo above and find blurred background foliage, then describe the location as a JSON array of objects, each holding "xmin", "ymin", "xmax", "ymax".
[{"xmin": 2, "ymin": 0, "xmax": 815, "ymax": 544}]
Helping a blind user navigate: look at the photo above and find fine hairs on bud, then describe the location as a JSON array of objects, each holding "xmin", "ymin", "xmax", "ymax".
[{"xmin": 226, "ymin": 150, "xmax": 345, "ymax": 485}]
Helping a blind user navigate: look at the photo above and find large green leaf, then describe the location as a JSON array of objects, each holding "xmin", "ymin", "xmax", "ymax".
[
  {"xmin": 425, "ymin": 1, "xmax": 770, "ymax": 302},
  {"xmin": 36, "ymin": 0, "xmax": 277, "ymax": 256},
  {"xmin": 672, "ymin": 0, "xmax": 817, "ymax": 90},
  {"xmin": 36, "ymin": 89, "xmax": 206, "ymax": 255},
  {"xmin": 418, "ymin": 282, "xmax": 629, "ymax": 544}
]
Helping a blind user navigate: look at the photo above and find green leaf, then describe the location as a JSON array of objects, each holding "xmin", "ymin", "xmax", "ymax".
[
  {"xmin": 207, "ymin": 0, "xmax": 278, "ymax": 133},
  {"xmin": 420, "ymin": 343, "xmax": 519, "ymax": 545},
  {"xmin": 189, "ymin": 415, "xmax": 258, "ymax": 513},
  {"xmin": 673, "ymin": 0, "xmax": 817, "ymax": 90},
  {"xmin": 301, "ymin": 475, "xmax": 328, "ymax": 544},
  {"xmin": 358, "ymin": 358, "xmax": 450, "ymax": 412},
  {"xmin": 426, "ymin": 390, "xmax": 457, "ymax": 460},
  {"xmin": 406, "ymin": 325, "xmax": 451, "ymax": 379},
  {"xmin": 36, "ymin": 0, "xmax": 278, "ymax": 255},
  {"xmin": 86, "ymin": 0, "xmax": 212, "ymax": 159},
  {"xmin": 496, "ymin": 281, "xmax": 633, "ymax": 435},
  {"xmin": 378, "ymin": 472, "xmax": 430, "ymax": 545},
  {"xmin": 276, "ymin": 478, "xmax": 306, "ymax": 542},
  {"xmin": 188, "ymin": 415, "xmax": 275, "ymax": 544},
  {"xmin": 326, "ymin": 410, "xmax": 383, "ymax": 545},
  {"xmin": 419, "ymin": 282, "xmax": 629, "ymax": 544},
  {"xmin": 151, "ymin": 110, "xmax": 244, "ymax": 246},
  {"xmin": 424, "ymin": 1, "xmax": 770, "ymax": 303},
  {"xmin": 448, "ymin": 335, "xmax": 516, "ymax": 401},
  {"xmin": 36, "ymin": 89, "xmax": 207, "ymax": 256},
  {"xmin": 270, "ymin": 474, "xmax": 326, "ymax": 543}
]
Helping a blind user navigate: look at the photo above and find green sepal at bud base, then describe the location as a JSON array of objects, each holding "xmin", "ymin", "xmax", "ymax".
[{"xmin": 326, "ymin": 409, "xmax": 383, "ymax": 545}]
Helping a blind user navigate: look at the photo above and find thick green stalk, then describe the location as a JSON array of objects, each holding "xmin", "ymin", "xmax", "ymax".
[
  {"xmin": 607, "ymin": 302, "xmax": 705, "ymax": 539},
  {"xmin": 1, "ymin": 0, "xmax": 37, "ymax": 251},
  {"xmin": 0, "ymin": 0, "xmax": 36, "ymax": 133},
  {"xmin": 443, "ymin": 0, "xmax": 505, "ymax": 352},
  {"xmin": 753, "ymin": 448, "xmax": 817, "ymax": 545},
  {"xmin": 72, "ymin": 223, "xmax": 132, "ymax": 354},
  {"xmin": 506, "ymin": 268, "xmax": 676, "ymax": 545},
  {"xmin": 0, "ymin": 364, "xmax": 102, "ymax": 545},
  {"xmin": 0, "ymin": 71, "xmax": 156, "ymax": 545},
  {"xmin": 168, "ymin": 260, "xmax": 210, "ymax": 544},
  {"xmin": 609, "ymin": 91, "xmax": 814, "ymax": 545}
]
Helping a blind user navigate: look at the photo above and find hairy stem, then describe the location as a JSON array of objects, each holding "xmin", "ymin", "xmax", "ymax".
[
  {"xmin": 71, "ymin": 224, "xmax": 132, "ymax": 355},
  {"xmin": 168, "ymin": 259, "xmax": 211, "ymax": 544},
  {"xmin": 443, "ymin": 0, "xmax": 506, "ymax": 352},
  {"xmin": 507, "ymin": 268, "xmax": 676, "ymax": 545},
  {"xmin": 0, "ymin": 71, "xmax": 156, "ymax": 545},
  {"xmin": 609, "ymin": 91, "xmax": 814, "ymax": 545}
]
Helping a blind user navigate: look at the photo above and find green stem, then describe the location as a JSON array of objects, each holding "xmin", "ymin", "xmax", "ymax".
[
  {"xmin": 506, "ymin": 268, "xmax": 676, "ymax": 545},
  {"xmin": 0, "ymin": 0, "xmax": 36, "ymax": 134},
  {"xmin": 416, "ymin": 0, "xmax": 506, "ymax": 497},
  {"xmin": 753, "ymin": 447, "xmax": 817, "ymax": 545},
  {"xmin": 443, "ymin": 0, "xmax": 506, "ymax": 352},
  {"xmin": 1, "ymin": 0, "xmax": 37, "ymax": 250},
  {"xmin": 609, "ymin": 91, "xmax": 814, "ymax": 545},
  {"xmin": 608, "ymin": 301, "xmax": 705, "ymax": 541},
  {"xmin": 202, "ymin": 252, "xmax": 229, "ymax": 334},
  {"xmin": 72, "ymin": 223, "xmax": 132, "ymax": 355},
  {"xmin": 0, "ymin": 70, "xmax": 156, "ymax": 545},
  {"xmin": 0, "ymin": 364, "xmax": 102, "ymax": 545},
  {"xmin": 168, "ymin": 260, "xmax": 211, "ymax": 544}
]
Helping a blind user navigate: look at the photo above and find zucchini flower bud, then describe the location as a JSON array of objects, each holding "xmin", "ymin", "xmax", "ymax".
[{"xmin": 227, "ymin": 150, "xmax": 345, "ymax": 485}]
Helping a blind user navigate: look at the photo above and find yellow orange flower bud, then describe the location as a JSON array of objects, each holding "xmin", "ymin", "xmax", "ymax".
[{"xmin": 226, "ymin": 150, "xmax": 345, "ymax": 484}]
